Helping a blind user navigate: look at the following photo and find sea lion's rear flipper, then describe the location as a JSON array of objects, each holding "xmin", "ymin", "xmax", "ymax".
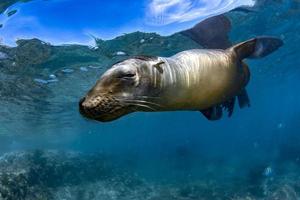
[
  {"xmin": 231, "ymin": 36, "xmax": 283, "ymax": 60},
  {"xmin": 200, "ymin": 106, "xmax": 223, "ymax": 121},
  {"xmin": 237, "ymin": 89, "xmax": 250, "ymax": 108},
  {"xmin": 180, "ymin": 14, "xmax": 232, "ymax": 49}
]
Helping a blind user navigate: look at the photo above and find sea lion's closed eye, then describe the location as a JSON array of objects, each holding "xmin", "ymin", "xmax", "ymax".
[{"xmin": 116, "ymin": 71, "xmax": 136, "ymax": 79}]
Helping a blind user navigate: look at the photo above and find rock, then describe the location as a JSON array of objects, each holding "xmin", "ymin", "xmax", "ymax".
[
  {"xmin": 0, "ymin": 150, "xmax": 300, "ymax": 200},
  {"xmin": 15, "ymin": 38, "xmax": 52, "ymax": 66},
  {"xmin": 0, "ymin": 52, "xmax": 8, "ymax": 59},
  {"xmin": 0, "ymin": 150, "xmax": 149, "ymax": 200},
  {"xmin": 0, "ymin": 150, "xmax": 117, "ymax": 200}
]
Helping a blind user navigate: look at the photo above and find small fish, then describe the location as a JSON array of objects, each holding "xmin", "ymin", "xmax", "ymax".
[
  {"xmin": 47, "ymin": 79, "xmax": 58, "ymax": 83},
  {"xmin": 114, "ymin": 51, "xmax": 127, "ymax": 56},
  {"xmin": 34, "ymin": 77, "xmax": 58, "ymax": 84},
  {"xmin": 34, "ymin": 78, "xmax": 48, "ymax": 84},
  {"xmin": 87, "ymin": 65, "xmax": 101, "ymax": 69},
  {"xmin": 62, "ymin": 68, "xmax": 74, "ymax": 73},
  {"xmin": 80, "ymin": 67, "xmax": 88, "ymax": 72}
]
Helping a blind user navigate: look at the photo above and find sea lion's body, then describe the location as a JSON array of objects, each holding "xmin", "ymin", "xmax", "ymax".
[
  {"xmin": 148, "ymin": 49, "xmax": 249, "ymax": 111},
  {"xmin": 79, "ymin": 37, "xmax": 282, "ymax": 122}
]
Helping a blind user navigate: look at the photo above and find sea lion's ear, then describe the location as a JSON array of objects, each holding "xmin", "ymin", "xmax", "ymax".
[
  {"xmin": 133, "ymin": 55, "xmax": 164, "ymax": 73},
  {"xmin": 153, "ymin": 61, "xmax": 164, "ymax": 73}
]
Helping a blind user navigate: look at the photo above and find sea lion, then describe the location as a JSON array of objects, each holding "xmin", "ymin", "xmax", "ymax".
[{"xmin": 79, "ymin": 36, "xmax": 283, "ymax": 122}]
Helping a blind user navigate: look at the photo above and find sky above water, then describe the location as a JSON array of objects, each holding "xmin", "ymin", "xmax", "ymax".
[{"xmin": 0, "ymin": 0, "xmax": 255, "ymax": 46}]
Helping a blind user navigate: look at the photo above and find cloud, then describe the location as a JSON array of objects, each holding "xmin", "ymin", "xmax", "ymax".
[{"xmin": 146, "ymin": 0, "xmax": 256, "ymax": 25}]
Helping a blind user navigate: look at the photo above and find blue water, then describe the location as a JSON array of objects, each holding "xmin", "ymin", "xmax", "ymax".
[{"xmin": 0, "ymin": 0, "xmax": 300, "ymax": 199}]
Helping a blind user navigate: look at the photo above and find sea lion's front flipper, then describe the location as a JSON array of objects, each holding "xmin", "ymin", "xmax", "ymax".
[
  {"xmin": 222, "ymin": 97, "xmax": 236, "ymax": 117},
  {"xmin": 237, "ymin": 89, "xmax": 250, "ymax": 108},
  {"xmin": 200, "ymin": 106, "xmax": 223, "ymax": 121},
  {"xmin": 201, "ymin": 97, "xmax": 239, "ymax": 120},
  {"xmin": 230, "ymin": 36, "xmax": 283, "ymax": 60},
  {"xmin": 180, "ymin": 14, "xmax": 232, "ymax": 49}
]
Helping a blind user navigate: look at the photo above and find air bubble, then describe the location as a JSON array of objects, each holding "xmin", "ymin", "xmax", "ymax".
[
  {"xmin": 49, "ymin": 74, "xmax": 57, "ymax": 79},
  {"xmin": 277, "ymin": 123, "xmax": 284, "ymax": 129}
]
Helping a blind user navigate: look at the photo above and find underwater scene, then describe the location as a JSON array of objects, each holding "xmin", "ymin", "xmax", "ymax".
[{"xmin": 0, "ymin": 0, "xmax": 300, "ymax": 199}]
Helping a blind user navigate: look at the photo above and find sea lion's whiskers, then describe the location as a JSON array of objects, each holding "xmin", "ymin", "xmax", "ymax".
[
  {"xmin": 120, "ymin": 99, "xmax": 163, "ymax": 108},
  {"xmin": 134, "ymin": 95, "xmax": 160, "ymax": 100},
  {"xmin": 129, "ymin": 103, "xmax": 157, "ymax": 111},
  {"xmin": 116, "ymin": 98, "xmax": 160, "ymax": 111}
]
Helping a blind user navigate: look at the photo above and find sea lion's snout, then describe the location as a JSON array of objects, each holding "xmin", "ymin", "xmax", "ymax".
[
  {"xmin": 79, "ymin": 62, "xmax": 140, "ymax": 122},
  {"xmin": 79, "ymin": 95, "xmax": 102, "ymax": 120},
  {"xmin": 79, "ymin": 94, "xmax": 129, "ymax": 122}
]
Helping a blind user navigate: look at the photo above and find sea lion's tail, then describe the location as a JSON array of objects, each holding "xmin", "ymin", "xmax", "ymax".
[{"xmin": 230, "ymin": 36, "xmax": 283, "ymax": 60}]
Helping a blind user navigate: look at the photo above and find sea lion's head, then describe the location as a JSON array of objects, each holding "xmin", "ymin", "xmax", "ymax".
[{"xmin": 79, "ymin": 56, "xmax": 164, "ymax": 122}]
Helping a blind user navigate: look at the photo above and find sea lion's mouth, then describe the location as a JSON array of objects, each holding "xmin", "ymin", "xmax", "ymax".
[{"xmin": 79, "ymin": 96, "xmax": 133, "ymax": 122}]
